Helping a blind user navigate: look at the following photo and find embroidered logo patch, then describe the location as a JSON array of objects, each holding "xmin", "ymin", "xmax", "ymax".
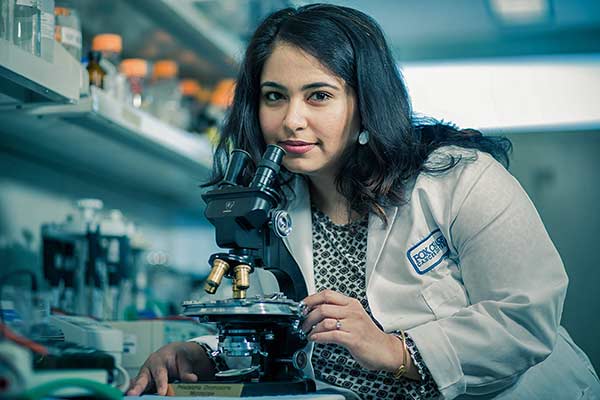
[{"xmin": 407, "ymin": 229, "xmax": 450, "ymax": 274}]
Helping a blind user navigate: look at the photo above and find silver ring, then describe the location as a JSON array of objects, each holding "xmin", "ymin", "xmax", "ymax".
[{"xmin": 335, "ymin": 320, "xmax": 342, "ymax": 330}]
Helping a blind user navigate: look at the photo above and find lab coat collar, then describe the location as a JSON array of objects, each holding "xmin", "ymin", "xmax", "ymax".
[
  {"xmin": 282, "ymin": 175, "xmax": 398, "ymax": 296},
  {"xmin": 282, "ymin": 175, "xmax": 315, "ymax": 294}
]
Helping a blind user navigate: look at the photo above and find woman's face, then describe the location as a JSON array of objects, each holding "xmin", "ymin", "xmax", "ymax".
[{"xmin": 259, "ymin": 43, "xmax": 360, "ymax": 179}]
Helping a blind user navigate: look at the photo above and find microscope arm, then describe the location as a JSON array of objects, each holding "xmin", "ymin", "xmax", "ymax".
[{"xmin": 262, "ymin": 232, "xmax": 308, "ymax": 302}]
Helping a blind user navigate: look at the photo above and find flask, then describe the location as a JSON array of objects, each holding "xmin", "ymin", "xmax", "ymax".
[
  {"xmin": 87, "ymin": 50, "xmax": 105, "ymax": 89},
  {"xmin": 13, "ymin": 0, "xmax": 41, "ymax": 57},
  {"xmin": 54, "ymin": 2, "xmax": 81, "ymax": 61}
]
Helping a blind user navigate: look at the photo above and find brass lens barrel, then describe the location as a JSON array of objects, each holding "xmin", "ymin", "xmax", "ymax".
[
  {"xmin": 232, "ymin": 280, "xmax": 247, "ymax": 299},
  {"xmin": 204, "ymin": 259, "xmax": 230, "ymax": 294},
  {"xmin": 233, "ymin": 264, "xmax": 251, "ymax": 290}
]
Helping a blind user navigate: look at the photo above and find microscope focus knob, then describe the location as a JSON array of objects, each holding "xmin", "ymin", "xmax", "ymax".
[
  {"xmin": 271, "ymin": 210, "xmax": 292, "ymax": 238},
  {"xmin": 292, "ymin": 350, "xmax": 308, "ymax": 370}
]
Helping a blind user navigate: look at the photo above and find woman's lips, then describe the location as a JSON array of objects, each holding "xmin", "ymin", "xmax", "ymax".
[{"xmin": 279, "ymin": 141, "xmax": 316, "ymax": 154}]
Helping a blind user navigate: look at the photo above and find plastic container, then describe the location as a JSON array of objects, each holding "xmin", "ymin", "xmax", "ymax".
[
  {"xmin": 1, "ymin": 0, "xmax": 13, "ymax": 42},
  {"xmin": 13, "ymin": 0, "xmax": 41, "ymax": 57},
  {"xmin": 54, "ymin": 3, "xmax": 81, "ymax": 61},
  {"xmin": 204, "ymin": 79, "xmax": 236, "ymax": 144},
  {"xmin": 145, "ymin": 60, "xmax": 182, "ymax": 125},
  {"xmin": 194, "ymin": 85, "xmax": 213, "ymax": 134},
  {"xmin": 92, "ymin": 33, "xmax": 127, "ymax": 101},
  {"xmin": 120, "ymin": 58, "xmax": 148, "ymax": 109},
  {"xmin": 92, "ymin": 33, "xmax": 121, "ymax": 65},
  {"xmin": 39, "ymin": 0, "xmax": 54, "ymax": 62},
  {"xmin": 206, "ymin": 79, "xmax": 236, "ymax": 123},
  {"xmin": 178, "ymin": 79, "xmax": 202, "ymax": 131}
]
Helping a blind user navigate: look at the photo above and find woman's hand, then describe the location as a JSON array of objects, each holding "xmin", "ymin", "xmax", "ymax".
[
  {"xmin": 126, "ymin": 341, "xmax": 215, "ymax": 396},
  {"xmin": 301, "ymin": 289, "xmax": 407, "ymax": 373}
]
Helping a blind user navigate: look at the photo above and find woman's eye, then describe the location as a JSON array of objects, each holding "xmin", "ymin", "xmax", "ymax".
[
  {"xmin": 264, "ymin": 92, "xmax": 283, "ymax": 102},
  {"xmin": 309, "ymin": 91, "xmax": 331, "ymax": 102}
]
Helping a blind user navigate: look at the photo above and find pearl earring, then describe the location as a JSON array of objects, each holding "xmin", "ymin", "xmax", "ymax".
[{"xmin": 358, "ymin": 130, "xmax": 369, "ymax": 145}]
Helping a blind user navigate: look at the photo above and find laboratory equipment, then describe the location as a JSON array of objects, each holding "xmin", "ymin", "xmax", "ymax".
[
  {"xmin": 41, "ymin": 199, "xmax": 135, "ymax": 320},
  {"xmin": 182, "ymin": 145, "xmax": 316, "ymax": 396}
]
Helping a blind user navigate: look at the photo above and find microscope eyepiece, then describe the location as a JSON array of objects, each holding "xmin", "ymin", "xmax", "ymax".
[
  {"xmin": 221, "ymin": 149, "xmax": 252, "ymax": 187},
  {"xmin": 250, "ymin": 144, "xmax": 286, "ymax": 190}
]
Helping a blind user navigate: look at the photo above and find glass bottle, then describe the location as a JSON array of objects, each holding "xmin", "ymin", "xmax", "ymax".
[
  {"xmin": 194, "ymin": 85, "xmax": 213, "ymax": 134},
  {"xmin": 87, "ymin": 50, "xmax": 105, "ymax": 89},
  {"xmin": 178, "ymin": 79, "xmax": 202, "ymax": 131},
  {"xmin": 205, "ymin": 79, "xmax": 235, "ymax": 144},
  {"xmin": 1, "ymin": 0, "xmax": 14, "ymax": 41},
  {"xmin": 13, "ymin": 0, "xmax": 41, "ymax": 57},
  {"xmin": 92, "ymin": 33, "xmax": 126, "ymax": 102},
  {"xmin": 145, "ymin": 60, "xmax": 181, "ymax": 125},
  {"xmin": 120, "ymin": 58, "xmax": 148, "ymax": 108}
]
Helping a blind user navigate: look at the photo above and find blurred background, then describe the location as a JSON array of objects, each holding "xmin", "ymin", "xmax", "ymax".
[{"xmin": 0, "ymin": 0, "xmax": 599, "ymax": 381}]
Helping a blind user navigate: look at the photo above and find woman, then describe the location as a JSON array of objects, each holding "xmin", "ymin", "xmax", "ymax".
[{"xmin": 128, "ymin": 4, "xmax": 599, "ymax": 399}]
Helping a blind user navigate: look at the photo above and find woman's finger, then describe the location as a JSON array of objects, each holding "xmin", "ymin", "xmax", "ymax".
[
  {"xmin": 311, "ymin": 318, "xmax": 347, "ymax": 334},
  {"xmin": 301, "ymin": 304, "xmax": 346, "ymax": 332},
  {"xmin": 302, "ymin": 289, "xmax": 351, "ymax": 309},
  {"xmin": 150, "ymin": 364, "xmax": 169, "ymax": 396},
  {"xmin": 127, "ymin": 367, "xmax": 151, "ymax": 395},
  {"xmin": 309, "ymin": 329, "xmax": 353, "ymax": 347},
  {"xmin": 180, "ymin": 372, "xmax": 199, "ymax": 382},
  {"xmin": 176, "ymin": 352, "xmax": 199, "ymax": 383}
]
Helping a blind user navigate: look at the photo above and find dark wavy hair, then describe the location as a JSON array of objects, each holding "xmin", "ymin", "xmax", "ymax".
[{"xmin": 208, "ymin": 3, "xmax": 512, "ymax": 223}]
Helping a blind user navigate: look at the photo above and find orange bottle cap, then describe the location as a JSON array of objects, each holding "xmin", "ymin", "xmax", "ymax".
[
  {"xmin": 152, "ymin": 60, "xmax": 179, "ymax": 80},
  {"xmin": 92, "ymin": 34, "xmax": 123, "ymax": 54},
  {"xmin": 180, "ymin": 79, "xmax": 201, "ymax": 96},
  {"xmin": 120, "ymin": 59, "xmax": 148, "ymax": 78},
  {"xmin": 210, "ymin": 79, "xmax": 236, "ymax": 108},
  {"xmin": 54, "ymin": 7, "xmax": 70, "ymax": 16}
]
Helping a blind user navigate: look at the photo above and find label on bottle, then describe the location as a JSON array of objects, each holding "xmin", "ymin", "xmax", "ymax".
[
  {"xmin": 59, "ymin": 26, "xmax": 81, "ymax": 49},
  {"xmin": 16, "ymin": 0, "xmax": 37, "ymax": 6},
  {"xmin": 41, "ymin": 12, "xmax": 55, "ymax": 39}
]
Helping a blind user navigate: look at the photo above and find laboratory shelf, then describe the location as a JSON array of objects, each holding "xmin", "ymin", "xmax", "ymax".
[
  {"xmin": 0, "ymin": 39, "xmax": 81, "ymax": 105},
  {"xmin": 0, "ymin": 86, "xmax": 213, "ymax": 212}
]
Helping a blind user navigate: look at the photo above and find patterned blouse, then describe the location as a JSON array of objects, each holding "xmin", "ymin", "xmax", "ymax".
[{"xmin": 311, "ymin": 205, "xmax": 440, "ymax": 399}]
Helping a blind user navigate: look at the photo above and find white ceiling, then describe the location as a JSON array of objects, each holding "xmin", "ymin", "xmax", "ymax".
[{"xmin": 316, "ymin": 0, "xmax": 600, "ymax": 61}]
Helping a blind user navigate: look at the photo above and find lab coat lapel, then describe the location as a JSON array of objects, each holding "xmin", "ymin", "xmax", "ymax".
[
  {"xmin": 366, "ymin": 206, "xmax": 398, "ymax": 283},
  {"xmin": 282, "ymin": 176, "xmax": 315, "ymax": 294}
]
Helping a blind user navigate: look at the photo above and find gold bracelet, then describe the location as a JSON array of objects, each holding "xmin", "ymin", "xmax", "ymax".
[{"xmin": 392, "ymin": 330, "xmax": 407, "ymax": 379}]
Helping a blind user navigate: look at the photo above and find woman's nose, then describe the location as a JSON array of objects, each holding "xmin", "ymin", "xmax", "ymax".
[{"xmin": 283, "ymin": 99, "xmax": 308, "ymax": 132}]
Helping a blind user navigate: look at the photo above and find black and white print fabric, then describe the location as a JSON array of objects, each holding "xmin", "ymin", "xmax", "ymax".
[{"xmin": 311, "ymin": 205, "xmax": 440, "ymax": 400}]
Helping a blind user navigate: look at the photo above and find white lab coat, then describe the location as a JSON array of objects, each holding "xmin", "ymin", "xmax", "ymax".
[{"xmin": 270, "ymin": 147, "xmax": 599, "ymax": 399}]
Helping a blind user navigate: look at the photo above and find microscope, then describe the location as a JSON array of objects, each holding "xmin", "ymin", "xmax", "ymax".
[{"xmin": 181, "ymin": 145, "xmax": 316, "ymax": 395}]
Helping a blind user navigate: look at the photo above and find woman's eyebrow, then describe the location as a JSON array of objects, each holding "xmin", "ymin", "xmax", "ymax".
[{"xmin": 260, "ymin": 81, "xmax": 340, "ymax": 91}]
